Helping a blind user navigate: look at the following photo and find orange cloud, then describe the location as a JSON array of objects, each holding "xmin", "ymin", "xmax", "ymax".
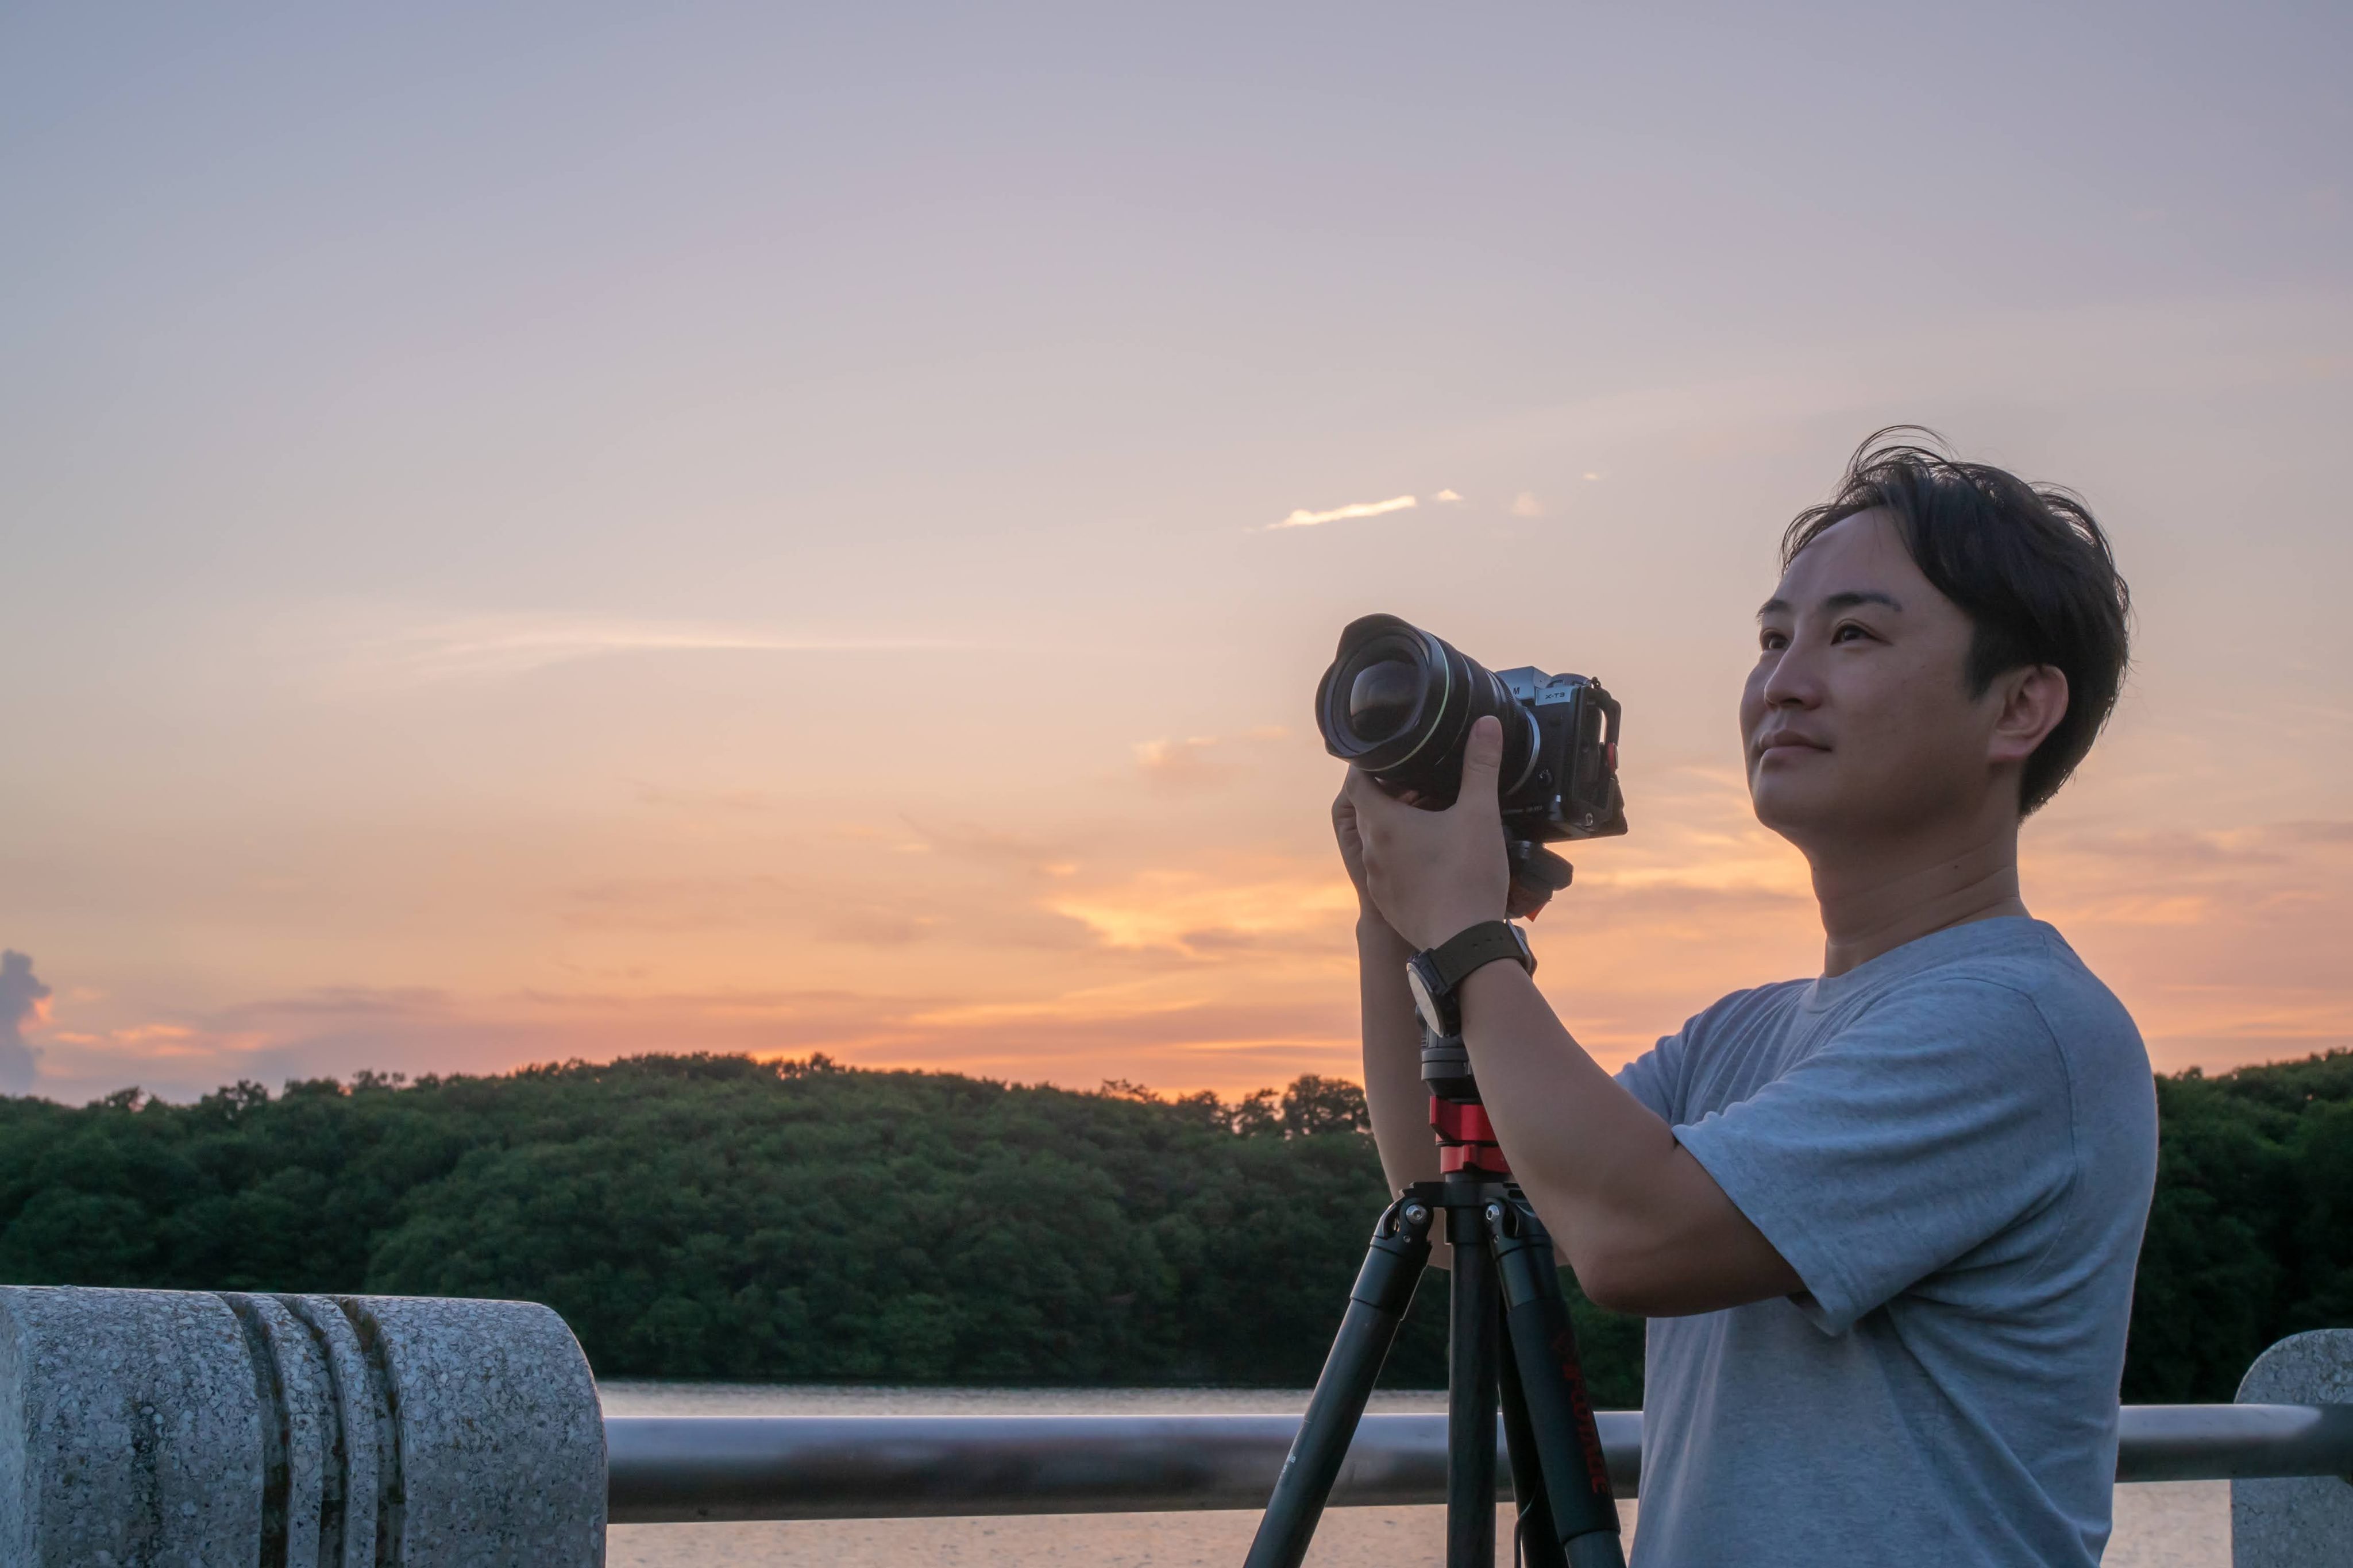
[
  {"xmin": 1046, "ymin": 860, "xmax": 1359, "ymax": 956},
  {"xmin": 25, "ymin": 748, "xmax": 2352, "ymax": 1104}
]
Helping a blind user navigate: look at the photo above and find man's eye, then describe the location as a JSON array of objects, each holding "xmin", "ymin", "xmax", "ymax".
[
  {"xmin": 1760, "ymin": 632, "xmax": 1787, "ymax": 652},
  {"xmin": 1832, "ymin": 623, "xmax": 1869, "ymax": 643}
]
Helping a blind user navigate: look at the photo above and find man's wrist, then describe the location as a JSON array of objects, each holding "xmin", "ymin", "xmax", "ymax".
[
  {"xmin": 1455, "ymin": 952, "xmax": 1536, "ymax": 1033},
  {"xmin": 1357, "ymin": 909, "xmax": 1413, "ymax": 957}
]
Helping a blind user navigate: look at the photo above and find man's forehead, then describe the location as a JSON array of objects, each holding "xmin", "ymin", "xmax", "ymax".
[{"xmin": 1765, "ymin": 509, "xmax": 1927, "ymax": 611}]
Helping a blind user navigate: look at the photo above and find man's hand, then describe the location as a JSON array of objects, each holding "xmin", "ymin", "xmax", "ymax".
[
  {"xmin": 1330, "ymin": 784, "xmax": 1380, "ymax": 910},
  {"xmin": 1345, "ymin": 714, "xmax": 1518, "ymax": 951},
  {"xmin": 1336, "ymin": 715, "xmax": 1799, "ymax": 1312}
]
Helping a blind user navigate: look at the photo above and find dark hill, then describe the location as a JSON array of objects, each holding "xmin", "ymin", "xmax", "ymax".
[{"xmin": 1, "ymin": 1048, "xmax": 2346, "ymax": 1402}]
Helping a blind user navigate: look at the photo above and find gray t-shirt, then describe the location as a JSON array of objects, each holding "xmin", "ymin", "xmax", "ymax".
[{"xmin": 1614, "ymin": 917, "xmax": 2157, "ymax": 1567}]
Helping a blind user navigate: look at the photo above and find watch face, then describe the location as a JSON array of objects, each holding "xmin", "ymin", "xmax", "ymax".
[{"xmin": 1405, "ymin": 959, "xmax": 1443, "ymax": 1032}]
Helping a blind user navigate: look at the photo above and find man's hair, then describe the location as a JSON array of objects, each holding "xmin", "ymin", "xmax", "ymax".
[{"xmin": 1781, "ymin": 427, "xmax": 2131, "ymax": 816}]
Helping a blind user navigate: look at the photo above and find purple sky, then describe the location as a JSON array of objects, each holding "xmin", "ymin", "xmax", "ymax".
[{"xmin": 2, "ymin": 2, "xmax": 2348, "ymax": 1102}]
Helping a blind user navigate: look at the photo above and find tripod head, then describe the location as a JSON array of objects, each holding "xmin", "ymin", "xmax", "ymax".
[
  {"xmin": 1419, "ymin": 1018, "xmax": 1479, "ymax": 1104},
  {"xmin": 1509, "ymin": 838, "xmax": 1576, "ymax": 898},
  {"xmin": 1422, "ymin": 1019, "xmax": 1513, "ymax": 1177}
]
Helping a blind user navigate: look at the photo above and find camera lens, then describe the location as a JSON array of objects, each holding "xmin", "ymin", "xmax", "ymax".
[
  {"xmin": 1347, "ymin": 660, "xmax": 1420, "ymax": 740},
  {"xmin": 1315, "ymin": 613, "xmax": 1537, "ymax": 809}
]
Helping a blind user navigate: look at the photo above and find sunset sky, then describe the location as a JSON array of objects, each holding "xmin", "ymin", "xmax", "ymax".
[{"xmin": 3, "ymin": 3, "xmax": 2350, "ymax": 1104}]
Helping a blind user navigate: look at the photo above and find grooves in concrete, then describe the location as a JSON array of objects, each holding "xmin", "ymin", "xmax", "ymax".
[
  {"xmin": 221, "ymin": 1292, "xmax": 295, "ymax": 1564},
  {"xmin": 224, "ymin": 1291, "xmax": 404, "ymax": 1568}
]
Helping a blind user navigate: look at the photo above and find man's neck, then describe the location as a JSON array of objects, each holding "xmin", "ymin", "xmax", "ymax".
[{"xmin": 1807, "ymin": 818, "xmax": 2029, "ymax": 978}]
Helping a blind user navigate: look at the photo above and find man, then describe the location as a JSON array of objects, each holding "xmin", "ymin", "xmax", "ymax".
[{"xmin": 1337, "ymin": 431, "xmax": 2157, "ymax": 1566}]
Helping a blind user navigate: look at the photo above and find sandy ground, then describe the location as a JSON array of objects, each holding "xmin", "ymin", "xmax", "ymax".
[
  {"xmin": 599, "ymin": 1384, "xmax": 2230, "ymax": 1567},
  {"xmin": 610, "ymin": 1487, "xmax": 2227, "ymax": 1567}
]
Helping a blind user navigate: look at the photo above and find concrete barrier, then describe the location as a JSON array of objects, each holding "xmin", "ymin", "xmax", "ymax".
[
  {"xmin": 2235, "ymin": 1328, "xmax": 2353, "ymax": 1567},
  {"xmin": 0, "ymin": 1283, "xmax": 2341, "ymax": 1564},
  {"xmin": 0, "ymin": 1285, "xmax": 604, "ymax": 1567}
]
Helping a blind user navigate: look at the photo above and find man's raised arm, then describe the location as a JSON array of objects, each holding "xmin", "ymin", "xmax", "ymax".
[
  {"xmin": 1333, "ymin": 788, "xmax": 1445, "ymax": 1214},
  {"xmin": 1345, "ymin": 716, "xmax": 1800, "ymax": 1316}
]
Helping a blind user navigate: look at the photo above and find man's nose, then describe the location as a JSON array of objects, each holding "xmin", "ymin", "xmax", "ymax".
[{"xmin": 1759, "ymin": 646, "xmax": 1823, "ymax": 710}]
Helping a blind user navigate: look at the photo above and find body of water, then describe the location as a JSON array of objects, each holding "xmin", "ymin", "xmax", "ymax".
[{"xmin": 600, "ymin": 1384, "xmax": 2228, "ymax": 1567}]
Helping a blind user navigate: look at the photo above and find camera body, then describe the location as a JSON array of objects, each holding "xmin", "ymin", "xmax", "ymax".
[
  {"xmin": 1487, "ymin": 664, "xmax": 1629, "ymax": 846},
  {"xmin": 1314, "ymin": 613, "xmax": 1628, "ymax": 855}
]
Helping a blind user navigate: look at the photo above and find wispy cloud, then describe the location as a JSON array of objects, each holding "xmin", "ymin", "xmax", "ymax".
[
  {"xmin": 353, "ymin": 615, "xmax": 963, "ymax": 682},
  {"xmin": 1131, "ymin": 726, "xmax": 1292, "ymax": 792},
  {"xmin": 1268, "ymin": 494, "xmax": 1421, "ymax": 531},
  {"xmin": 1133, "ymin": 736, "xmax": 1228, "ymax": 789}
]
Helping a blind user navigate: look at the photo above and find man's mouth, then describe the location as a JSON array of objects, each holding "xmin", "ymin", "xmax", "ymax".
[{"xmin": 1752, "ymin": 732, "xmax": 1829, "ymax": 760}]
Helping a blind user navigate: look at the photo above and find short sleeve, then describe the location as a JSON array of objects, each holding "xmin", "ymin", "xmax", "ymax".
[
  {"xmin": 1614, "ymin": 1031, "xmax": 1688, "ymax": 1124},
  {"xmin": 1673, "ymin": 978, "xmax": 2076, "ymax": 1335}
]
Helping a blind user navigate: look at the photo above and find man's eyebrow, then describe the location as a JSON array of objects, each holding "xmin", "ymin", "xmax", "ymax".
[{"xmin": 1756, "ymin": 590, "xmax": 1904, "ymax": 621}]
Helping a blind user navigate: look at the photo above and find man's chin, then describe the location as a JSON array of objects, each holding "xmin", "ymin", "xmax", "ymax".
[{"xmin": 1748, "ymin": 779, "xmax": 1841, "ymax": 844}]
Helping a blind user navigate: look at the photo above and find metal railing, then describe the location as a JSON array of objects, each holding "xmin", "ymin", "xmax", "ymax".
[{"xmin": 604, "ymin": 1403, "xmax": 2353, "ymax": 1524}]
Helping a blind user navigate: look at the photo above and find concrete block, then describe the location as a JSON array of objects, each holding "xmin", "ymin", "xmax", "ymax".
[
  {"xmin": 2234, "ymin": 1328, "xmax": 2353, "ymax": 1568},
  {"xmin": 0, "ymin": 1285, "xmax": 263, "ymax": 1567},
  {"xmin": 340, "ymin": 1294, "xmax": 606, "ymax": 1565},
  {"xmin": 0, "ymin": 1285, "xmax": 605, "ymax": 1567}
]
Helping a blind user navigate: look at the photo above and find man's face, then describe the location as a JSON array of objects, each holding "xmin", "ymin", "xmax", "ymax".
[{"xmin": 1742, "ymin": 510, "xmax": 2004, "ymax": 849}]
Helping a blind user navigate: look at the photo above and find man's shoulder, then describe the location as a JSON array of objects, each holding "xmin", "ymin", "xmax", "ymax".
[
  {"xmin": 1848, "ymin": 922, "xmax": 2157, "ymax": 1154},
  {"xmin": 1617, "ymin": 979, "xmax": 1810, "ymax": 1123},
  {"xmin": 1876, "ymin": 921, "xmax": 2146, "ymax": 1070},
  {"xmin": 1687, "ymin": 976, "xmax": 1811, "ymax": 1039}
]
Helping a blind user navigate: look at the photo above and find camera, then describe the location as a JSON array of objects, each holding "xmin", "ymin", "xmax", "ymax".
[
  {"xmin": 1314, "ymin": 613, "xmax": 1627, "ymax": 890},
  {"xmin": 1318, "ymin": 613, "xmax": 1627, "ymax": 1100}
]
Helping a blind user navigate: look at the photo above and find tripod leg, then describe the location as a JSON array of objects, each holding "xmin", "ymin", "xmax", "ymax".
[
  {"xmin": 1448, "ymin": 1195, "xmax": 1501, "ymax": 1568},
  {"xmin": 1486, "ymin": 1197, "xmax": 1627, "ymax": 1568},
  {"xmin": 1498, "ymin": 1326, "xmax": 1571, "ymax": 1568},
  {"xmin": 1244, "ymin": 1196, "xmax": 1434, "ymax": 1568}
]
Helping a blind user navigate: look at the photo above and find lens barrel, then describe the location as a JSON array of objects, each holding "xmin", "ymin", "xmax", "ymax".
[{"xmin": 1314, "ymin": 615, "xmax": 1539, "ymax": 810}]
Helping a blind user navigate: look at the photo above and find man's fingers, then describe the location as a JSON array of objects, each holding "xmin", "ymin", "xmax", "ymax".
[
  {"xmin": 1459, "ymin": 715, "xmax": 1504, "ymax": 806},
  {"xmin": 1343, "ymin": 764, "xmax": 1400, "ymax": 813}
]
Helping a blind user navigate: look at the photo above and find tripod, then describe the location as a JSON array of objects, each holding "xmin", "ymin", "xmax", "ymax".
[{"xmin": 1243, "ymin": 1019, "xmax": 1627, "ymax": 1568}]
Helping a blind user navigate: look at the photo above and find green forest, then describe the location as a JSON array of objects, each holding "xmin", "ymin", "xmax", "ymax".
[{"xmin": 0, "ymin": 1048, "xmax": 2346, "ymax": 1406}]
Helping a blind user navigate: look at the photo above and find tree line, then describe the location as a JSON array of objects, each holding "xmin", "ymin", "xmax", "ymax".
[{"xmin": 0, "ymin": 1048, "xmax": 2345, "ymax": 1404}]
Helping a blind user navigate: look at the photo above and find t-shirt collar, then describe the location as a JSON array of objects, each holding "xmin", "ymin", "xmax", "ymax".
[{"xmin": 1800, "ymin": 915, "xmax": 2055, "ymax": 1014}]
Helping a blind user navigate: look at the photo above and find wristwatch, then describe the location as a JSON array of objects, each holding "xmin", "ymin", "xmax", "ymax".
[{"xmin": 1405, "ymin": 920, "xmax": 1537, "ymax": 1038}]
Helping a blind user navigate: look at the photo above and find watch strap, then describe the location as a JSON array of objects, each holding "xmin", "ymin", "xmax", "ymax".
[{"xmin": 1425, "ymin": 920, "xmax": 1536, "ymax": 990}]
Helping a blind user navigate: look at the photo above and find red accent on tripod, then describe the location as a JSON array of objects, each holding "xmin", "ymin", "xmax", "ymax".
[{"xmin": 1429, "ymin": 1096, "xmax": 1511, "ymax": 1175}]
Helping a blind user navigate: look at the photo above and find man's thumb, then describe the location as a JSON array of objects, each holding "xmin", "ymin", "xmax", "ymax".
[{"xmin": 1461, "ymin": 714, "xmax": 1504, "ymax": 803}]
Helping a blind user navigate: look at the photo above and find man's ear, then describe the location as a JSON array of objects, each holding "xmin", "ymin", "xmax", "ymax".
[{"xmin": 1988, "ymin": 665, "xmax": 2069, "ymax": 767}]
